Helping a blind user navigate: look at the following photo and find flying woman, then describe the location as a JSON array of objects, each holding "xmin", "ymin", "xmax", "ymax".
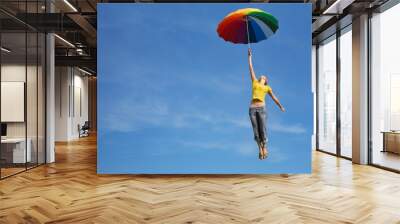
[{"xmin": 248, "ymin": 48, "xmax": 285, "ymax": 160}]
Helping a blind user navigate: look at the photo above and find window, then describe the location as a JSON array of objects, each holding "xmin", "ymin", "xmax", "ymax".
[
  {"xmin": 370, "ymin": 3, "xmax": 400, "ymax": 171},
  {"xmin": 339, "ymin": 26, "xmax": 352, "ymax": 158},
  {"xmin": 317, "ymin": 35, "xmax": 337, "ymax": 154}
]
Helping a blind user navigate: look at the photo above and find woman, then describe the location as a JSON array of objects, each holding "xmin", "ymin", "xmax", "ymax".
[{"xmin": 248, "ymin": 48, "xmax": 285, "ymax": 160}]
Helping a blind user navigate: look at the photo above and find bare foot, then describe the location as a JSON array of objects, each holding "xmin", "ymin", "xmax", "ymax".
[{"xmin": 262, "ymin": 147, "xmax": 268, "ymax": 159}]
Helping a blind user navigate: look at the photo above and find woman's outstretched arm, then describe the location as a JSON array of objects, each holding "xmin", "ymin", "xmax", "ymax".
[
  {"xmin": 248, "ymin": 49, "xmax": 256, "ymax": 82},
  {"xmin": 269, "ymin": 90, "xmax": 285, "ymax": 112}
]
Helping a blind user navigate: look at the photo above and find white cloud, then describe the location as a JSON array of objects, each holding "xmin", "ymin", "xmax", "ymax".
[
  {"xmin": 103, "ymin": 98, "xmax": 306, "ymax": 136},
  {"xmin": 269, "ymin": 121, "xmax": 307, "ymax": 134},
  {"xmin": 178, "ymin": 140, "xmax": 257, "ymax": 157},
  {"xmin": 101, "ymin": 67, "xmax": 306, "ymax": 135},
  {"xmin": 102, "ymin": 97, "xmax": 170, "ymax": 132},
  {"xmin": 177, "ymin": 139, "xmax": 288, "ymax": 163},
  {"xmin": 236, "ymin": 142, "xmax": 257, "ymax": 156},
  {"xmin": 178, "ymin": 141, "xmax": 228, "ymax": 151},
  {"xmin": 199, "ymin": 76, "xmax": 246, "ymax": 94}
]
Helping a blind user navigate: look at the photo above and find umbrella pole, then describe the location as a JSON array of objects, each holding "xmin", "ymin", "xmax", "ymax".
[{"xmin": 246, "ymin": 16, "xmax": 251, "ymax": 50}]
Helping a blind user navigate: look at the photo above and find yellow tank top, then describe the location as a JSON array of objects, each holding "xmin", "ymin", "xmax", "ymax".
[{"xmin": 252, "ymin": 81, "xmax": 272, "ymax": 103}]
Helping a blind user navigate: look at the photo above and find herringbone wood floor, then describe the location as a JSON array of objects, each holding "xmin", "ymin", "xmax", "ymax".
[{"xmin": 1, "ymin": 134, "xmax": 400, "ymax": 224}]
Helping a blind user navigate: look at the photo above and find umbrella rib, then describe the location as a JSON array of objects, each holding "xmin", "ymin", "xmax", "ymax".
[{"xmin": 246, "ymin": 16, "xmax": 250, "ymax": 48}]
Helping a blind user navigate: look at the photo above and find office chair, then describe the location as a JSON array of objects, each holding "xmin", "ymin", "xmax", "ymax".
[{"xmin": 79, "ymin": 121, "xmax": 90, "ymax": 138}]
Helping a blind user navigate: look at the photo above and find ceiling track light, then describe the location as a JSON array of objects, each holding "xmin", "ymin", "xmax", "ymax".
[
  {"xmin": 63, "ymin": 0, "xmax": 78, "ymax": 12},
  {"xmin": 1, "ymin": 47, "xmax": 11, "ymax": 53},
  {"xmin": 54, "ymin": 34, "xmax": 75, "ymax": 48},
  {"xmin": 322, "ymin": 0, "xmax": 343, "ymax": 15},
  {"xmin": 78, "ymin": 67, "xmax": 93, "ymax": 76},
  {"xmin": 322, "ymin": 0, "xmax": 355, "ymax": 15}
]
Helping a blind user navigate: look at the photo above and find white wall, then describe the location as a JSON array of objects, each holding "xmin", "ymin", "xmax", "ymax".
[
  {"xmin": 1, "ymin": 65, "xmax": 38, "ymax": 137},
  {"xmin": 55, "ymin": 67, "xmax": 89, "ymax": 141},
  {"xmin": 71, "ymin": 72, "xmax": 89, "ymax": 138},
  {"xmin": 1, "ymin": 65, "xmax": 27, "ymax": 141},
  {"xmin": 1, "ymin": 63, "xmax": 46, "ymax": 164},
  {"xmin": 55, "ymin": 66, "xmax": 70, "ymax": 141}
]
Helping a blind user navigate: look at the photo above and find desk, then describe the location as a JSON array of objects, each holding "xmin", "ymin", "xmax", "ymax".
[
  {"xmin": 382, "ymin": 131, "xmax": 400, "ymax": 155},
  {"xmin": 1, "ymin": 138, "xmax": 31, "ymax": 163}
]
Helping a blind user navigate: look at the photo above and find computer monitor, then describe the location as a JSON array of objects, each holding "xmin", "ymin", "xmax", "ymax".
[{"xmin": 1, "ymin": 123, "xmax": 7, "ymax": 137}]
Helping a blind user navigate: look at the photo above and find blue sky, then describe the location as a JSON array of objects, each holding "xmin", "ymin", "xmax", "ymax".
[{"xmin": 98, "ymin": 3, "xmax": 312, "ymax": 174}]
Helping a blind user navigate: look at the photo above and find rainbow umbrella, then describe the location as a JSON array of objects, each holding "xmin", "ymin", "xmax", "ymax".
[{"xmin": 217, "ymin": 8, "xmax": 279, "ymax": 49}]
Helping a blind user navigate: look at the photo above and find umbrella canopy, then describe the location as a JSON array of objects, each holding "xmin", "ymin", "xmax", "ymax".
[{"xmin": 217, "ymin": 8, "xmax": 279, "ymax": 44}]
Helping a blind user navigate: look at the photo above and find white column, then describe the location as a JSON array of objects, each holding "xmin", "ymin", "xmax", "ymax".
[
  {"xmin": 352, "ymin": 14, "xmax": 369, "ymax": 164},
  {"xmin": 46, "ymin": 1, "xmax": 55, "ymax": 163},
  {"xmin": 46, "ymin": 33, "xmax": 55, "ymax": 163}
]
